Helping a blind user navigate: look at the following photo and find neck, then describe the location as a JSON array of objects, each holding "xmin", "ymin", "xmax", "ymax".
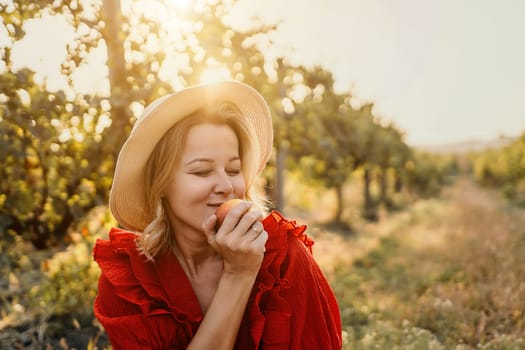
[{"xmin": 172, "ymin": 231, "xmax": 220, "ymax": 279}]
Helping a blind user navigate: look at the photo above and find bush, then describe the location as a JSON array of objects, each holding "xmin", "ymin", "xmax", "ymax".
[{"xmin": 0, "ymin": 206, "xmax": 115, "ymax": 348}]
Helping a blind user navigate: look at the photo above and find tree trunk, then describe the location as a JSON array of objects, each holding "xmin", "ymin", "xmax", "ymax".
[
  {"xmin": 379, "ymin": 167, "xmax": 387, "ymax": 204},
  {"xmin": 273, "ymin": 143, "xmax": 287, "ymax": 212},
  {"xmin": 102, "ymin": 0, "xmax": 130, "ymax": 161},
  {"xmin": 334, "ymin": 183, "xmax": 344, "ymax": 224},
  {"xmin": 362, "ymin": 167, "xmax": 377, "ymax": 221},
  {"xmin": 272, "ymin": 70, "xmax": 289, "ymax": 213},
  {"xmin": 394, "ymin": 169, "xmax": 403, "ymax": 192}
]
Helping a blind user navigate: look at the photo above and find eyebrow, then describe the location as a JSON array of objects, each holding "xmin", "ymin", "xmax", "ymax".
[{"xmin": 184, "ymin": 156, "xmax": 241, "ymax": 166}]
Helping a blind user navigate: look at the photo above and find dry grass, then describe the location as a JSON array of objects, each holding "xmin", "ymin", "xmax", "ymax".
[{"xmin": 291, "ymin": 176, "xmax": 525, "ymax": 349}]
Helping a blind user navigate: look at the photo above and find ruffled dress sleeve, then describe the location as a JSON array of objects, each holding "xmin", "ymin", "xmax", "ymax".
[
  {"xmin": 239, "ymin": 211, "xmax": 342, "ymax": 350},
  {"xmin": 93, "ymin": 228, "xmax": 203, "ymax": 350}
]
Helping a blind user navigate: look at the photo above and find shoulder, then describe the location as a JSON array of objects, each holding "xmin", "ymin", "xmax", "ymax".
[
  {"xmin": 93, "ymin": 227, "xmax": 157, "ymax": 288},
  {"xmin": 262, "ymin": 210, "xmax": 314, "ymax": 255},
  {"xmin": 93, "ymin": 227, "xmax": 141, "ymax": 261},
  {"xmin": 93, "ymin": 228, "xmax": 181, "ymax": 318},
  {"xmin": 259, "ymin": 210, "xmax": 317, "ymax": 278}
]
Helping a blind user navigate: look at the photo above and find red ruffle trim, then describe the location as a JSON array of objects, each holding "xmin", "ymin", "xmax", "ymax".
[
  {"xmin": 93, "ymin": 231, "xmax": 201, "ymax": 347},
  {"xmin": 93, "ymin": 210, "xmax": 314, "ymax": 349},
  {"xmin": 241, "ymin": 210, "xmax": 314, "ymax": 348},
  {"xmin": 94, "ymin": 229, "xmax": 202, "ymax": 318}
]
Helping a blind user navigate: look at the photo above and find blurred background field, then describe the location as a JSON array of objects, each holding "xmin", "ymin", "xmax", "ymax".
[
  {"xmin": 1, "ymin": 0, "xmax": 525, "ymax": 349},
  {"xmin": 2, "ymin": 161, "xmax": 525, "ymax": 349}
]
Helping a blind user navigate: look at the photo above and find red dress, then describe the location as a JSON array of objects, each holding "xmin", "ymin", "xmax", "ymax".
[{"xmin": 93, "ymin": 211, "xmax": 342, "ymax": 349}]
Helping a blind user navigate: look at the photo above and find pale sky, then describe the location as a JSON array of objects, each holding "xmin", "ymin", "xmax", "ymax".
[
  {"xmin": 232, "ymin": 0, "xmax": 525, "ymax": 145},
  {"xmin": 10, "ymin": 0, "xmax": 525, "ymax": 146}
]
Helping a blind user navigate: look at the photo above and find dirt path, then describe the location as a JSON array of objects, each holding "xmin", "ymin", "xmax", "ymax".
[
  {"xmin": 314, "ymin": 175, "xmax": 524, "ymax": 273},
  {"xmin": 317, "ymin": 176, "xmax": 525, "ymax": 348}
]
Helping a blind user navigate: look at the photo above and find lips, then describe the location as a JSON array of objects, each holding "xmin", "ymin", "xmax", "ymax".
[
  {"xmin": 208, "ymin": 203, "xmax": 224, "ymax": 208},
  {"xmin": 208, "ymin": 198, "xmax": 238, "ymax": 207}
]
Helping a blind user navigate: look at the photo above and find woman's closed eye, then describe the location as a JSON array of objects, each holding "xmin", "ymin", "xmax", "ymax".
[
  {"xmin": 226, "ymin": 168, "xmax": 241, "ymax": 176},
  {"xmin": 187, "ymin": 168, "xmax": 212, "ymax": 176},
  {"xmin": 188, "ymin": 168, "xmax": 240, "ymax": 177}
]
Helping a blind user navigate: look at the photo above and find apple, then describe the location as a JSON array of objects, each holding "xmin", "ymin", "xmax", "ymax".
[{"xmin": 215, "ymin": 198, "xmax": 243, "ymax": 228}]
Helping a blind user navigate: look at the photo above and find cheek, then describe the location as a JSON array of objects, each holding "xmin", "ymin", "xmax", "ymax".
[
  {"xmin": 167, "ymin": 175, "xmax": 209, "ymax": 203},
  {"xmin": 232, "ymin": 176, "xmax": 247, "ymax": 197}
]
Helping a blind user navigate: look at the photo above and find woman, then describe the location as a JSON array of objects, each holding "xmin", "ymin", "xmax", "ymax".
[{"xmin": 93, "ymin": 81, "xmax": 342, "ymax": 349}]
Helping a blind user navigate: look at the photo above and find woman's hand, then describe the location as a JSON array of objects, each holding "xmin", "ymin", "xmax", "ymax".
[{"xmin": 203, "ymin": 201, "xmax": 267, "ymax": 277}]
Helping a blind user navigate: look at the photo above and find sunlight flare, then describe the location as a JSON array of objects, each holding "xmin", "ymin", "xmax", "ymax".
[
  {"xmin": 168, "ymin": 0, "xmax": 193, "ymax": 9},
  {"xmin": 199, "ymin": 66, "xmax": 231, "ymax": 84}
]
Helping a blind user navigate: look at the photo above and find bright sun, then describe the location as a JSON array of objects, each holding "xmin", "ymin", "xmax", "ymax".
[
  {"xmin": 169, "ymin": 0, "xmax": 192, "ymax": 9},
  {"xmin": 199, "ymin": 65, "xmax": 231, "ymax": 84}
]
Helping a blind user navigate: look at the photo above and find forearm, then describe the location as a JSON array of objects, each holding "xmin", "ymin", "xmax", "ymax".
[{"xmin": 186, "ymin": 272, "xmax": 256, "ymax": 350}]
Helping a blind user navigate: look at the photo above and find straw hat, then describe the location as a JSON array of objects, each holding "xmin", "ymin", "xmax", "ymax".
[{"xmin": 109, "ymin": 81, "xmax": 273, "ymax": 231}]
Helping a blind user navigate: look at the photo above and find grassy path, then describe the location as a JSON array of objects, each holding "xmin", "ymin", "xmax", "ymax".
[{"xmin": 313, "ymin": 176, "xmax": 525, "ymax": 349}]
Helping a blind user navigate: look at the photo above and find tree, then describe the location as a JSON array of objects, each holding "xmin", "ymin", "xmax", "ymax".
[
  {"xmin": 0, "ymin": 0, "xmax": 281, "ymax": 246},
  {"xmin": 372, "ymin": 123, "xmax": 408, "ymax": 209},
  {"xmin": 350, "ymin": 103, "xmax": 381, "ymax": 221},
  {"xmin": 470, "ymin": 134, "xmax": 525, "ymax": 205},
  {"xmin": 1, "ymin": 1, "xmax": 115, "ymax": 247},
  {"xmin": 0, "ymin": 66, "xmax": 113, "ymax": 247},
  {"xmin": 292, "ymin": 66, "xmax": 359, "ymax": 224},
  {"xmin": 0, "ymin": 0, "xmax": 186, "ymax": 247}
]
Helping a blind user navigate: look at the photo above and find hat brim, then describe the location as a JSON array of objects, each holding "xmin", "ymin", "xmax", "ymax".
[{"xmin": 109, "ymin": 81, "xmax": 273, "ymax": 231}]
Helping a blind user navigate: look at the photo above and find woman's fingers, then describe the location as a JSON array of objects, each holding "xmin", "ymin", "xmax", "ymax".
[
  {"xmin": 245, "ymin": 222, "xmax": 265, "ymax": 241},
  {"xmin": 202, "ymin": 201, "xmax": 267, "ymax": 276},
  {"xmin": 206, "ymin": 201, "xmax": 267, "ymax": 275},
  {"xmin": 217, "ymin": 200, "xmax": 253, "ymax": 233},
  {"xmin": 252, "ymin": 229, "xmax": 268, "ymax": 252},
  {"xmin": 231, "ymin": 207, "xmax": 264, "ymax": 237},
  {"xmin": 217, "ymin": 201, "xmax": 264, "ymax": 238},
  {"xmin": 248, "ymin": 221, "xmax": 264, "ymax": 234},
  {"xmin": 202, "ymin": 214, "xmax": 219, "ymax": 249}
]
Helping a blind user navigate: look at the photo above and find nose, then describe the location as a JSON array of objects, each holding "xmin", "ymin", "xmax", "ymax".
[{"xmin": 214, "ymin": 170, "xmax": 234, "ymax": 194}]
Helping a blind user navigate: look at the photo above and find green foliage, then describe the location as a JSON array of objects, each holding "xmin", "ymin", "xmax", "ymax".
[
  {"xmin": 30, "ymin": 206, "xmax": 115, "ymax": 319},
  {"xmin": 0, "ymin": 68, "xmax": 114, "ymax": 248},
  {"xmin": 0, "ymin": 230, "xmax": 39, "ymax": 325},
  {"xmin": 470, "ymin": 135, "xmax": 525, "ymax": 205},
  {"xmin": 0, "ymin": 206, "xmax": 114, "ymax": 348},
  {"xmin": 0, "ymin": 0, "xmax": 178, "ymax": 248},
  {"xmin": 30, "ymin": 238, "xmax": 100, "ymax": 318},
  {"xmin": 404, "ymin": 151, "xmax": 458, "ymax": 198},
  {"xmin": 280, "ymin": 69, "xmax": 414, "ymax": 222}
]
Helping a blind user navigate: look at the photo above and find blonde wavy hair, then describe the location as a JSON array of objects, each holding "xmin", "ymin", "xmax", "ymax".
[{"xmin": 138, "ymin": 101, "xmax": 267, "ymax": 261}]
